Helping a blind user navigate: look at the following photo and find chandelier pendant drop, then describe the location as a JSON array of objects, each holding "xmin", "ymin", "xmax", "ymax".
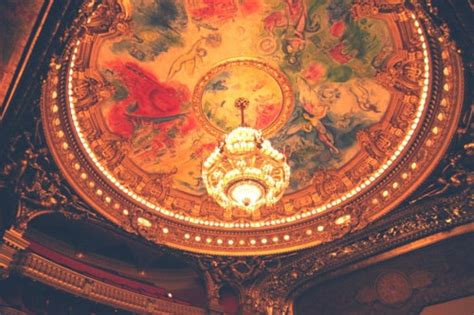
[{"xmin": 202, "ymin": 97, "xmax": 291, "ymax": 212}]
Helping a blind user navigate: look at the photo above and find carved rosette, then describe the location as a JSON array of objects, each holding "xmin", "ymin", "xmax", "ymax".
[{"xmin": 40, "ymin": 0, "xmax": 464, "ymax": 255}]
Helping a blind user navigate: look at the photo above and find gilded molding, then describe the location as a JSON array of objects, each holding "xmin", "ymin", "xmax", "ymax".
[
  {"xmin": 14, "ymin": 251, "xmax": 205, "ymax": 315},
  {"xmin": 248, "ymin": 190, "xmax": 474, "ymax": 314}
]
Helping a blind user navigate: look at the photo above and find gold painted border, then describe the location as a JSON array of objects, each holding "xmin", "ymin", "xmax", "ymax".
[{"xmin": 191, "ymin": 58, "xmax": 294, "ymax": 138}]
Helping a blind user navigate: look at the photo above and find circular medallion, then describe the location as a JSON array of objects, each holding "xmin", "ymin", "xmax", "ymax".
[
  {"xmin": 192, "ymin": 59, "xmax": 294, "ymax": 137},
  {"xmin": 41, "ymin": 0, "xmax": 464, "ymax": 255},
  {"xmin": 376, "ymin": 272, "xmax": 413, "ymax": 305}
]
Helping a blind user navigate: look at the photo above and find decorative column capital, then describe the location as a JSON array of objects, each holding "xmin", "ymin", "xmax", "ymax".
[{"xmin": 0, "ymin": 227, "xmax": 30, "ymax": 277}]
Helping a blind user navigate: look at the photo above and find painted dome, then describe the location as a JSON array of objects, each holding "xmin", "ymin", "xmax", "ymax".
[{"xmin": 41, "ymin": 0, "xmax": 463, "ymax": 254}]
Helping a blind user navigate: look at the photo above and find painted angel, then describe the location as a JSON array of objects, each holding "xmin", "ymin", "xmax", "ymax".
[{"xmin": 287, "ymin": 78, "xmax": 340, "ymax": 154}]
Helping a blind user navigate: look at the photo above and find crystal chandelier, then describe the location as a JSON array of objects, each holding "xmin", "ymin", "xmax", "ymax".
[{"xmin": 202, "ymin": 97, "xmax": 290, "ymax": 212}]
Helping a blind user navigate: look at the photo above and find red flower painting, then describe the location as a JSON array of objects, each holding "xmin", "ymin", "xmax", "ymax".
[
  {"xmin": 329, "ymin": 43, "xmax": 353, "ymax": 64},
  {"xmin": 240, "ymin": 0, "xmax": 262, "ymax": 15},
  {"xmin": 330, "ymin": 20, "xmax": 345, "ymax": 38},
  {"xmin": 302, "ymin": 62, "xmax": 326, "ymax": 85},
  {"xmin": 255, "ymin": 103, "xmax": 279, "ymax": 129}
]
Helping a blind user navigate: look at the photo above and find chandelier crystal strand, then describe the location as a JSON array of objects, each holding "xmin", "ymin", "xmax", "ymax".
[{"xmin": 202, "ymin": 98, "xmax": 290, "ymax": 212}]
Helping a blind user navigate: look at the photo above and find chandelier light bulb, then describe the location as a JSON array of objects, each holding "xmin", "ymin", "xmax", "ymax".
[{"xmin": 229, "ymin": 180, "xmax": 265, "ymax": 208}]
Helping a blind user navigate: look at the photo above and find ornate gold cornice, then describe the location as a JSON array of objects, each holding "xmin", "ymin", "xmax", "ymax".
[
  {"xmin": 12, "ymin": 250, "xmax": 205, "ymax": 314},
  {"xmin": 0, "ymin": 229, "xmax": 30, "ymax": 276}
]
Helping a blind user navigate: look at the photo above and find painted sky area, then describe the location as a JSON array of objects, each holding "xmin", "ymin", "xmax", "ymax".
[{"xmin": 91, "ymin": 0, "xmax": 393, "ymax": 194}]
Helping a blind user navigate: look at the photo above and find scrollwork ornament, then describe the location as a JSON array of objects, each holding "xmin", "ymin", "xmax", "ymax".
[
  {"xmin": 0, "ymin": 126, "xmax": 100, "ymax": 233},
  {"xmin": 196, "ymin": 254, "xmax": 284, "ymax": 286},
  {"xmin": 84, "ymin": 0, "xmax": 122, "ymax": 34},
  {"xmin": 254, "ymin": 192, "xmax": 473, "ymax": 314}
]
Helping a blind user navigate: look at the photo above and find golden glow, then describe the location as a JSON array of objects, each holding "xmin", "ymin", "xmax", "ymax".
[
  {"xmin": 229, "ymin": 180, "xmax": 265, "ymax": 208},
  {"xmin": 335, "ymin": 215, "xmax": 351, "ymax": 225},
  {"xmin": 137, "ymin": 217, "xmax": 152, "ymax": 228},
  {"xmin": 65, "ymin": 13, "xmax": 430, "ymax": 230},
  {"xmin": 202, "ymin": 126, "xmax": 290, "ymax": 212}
]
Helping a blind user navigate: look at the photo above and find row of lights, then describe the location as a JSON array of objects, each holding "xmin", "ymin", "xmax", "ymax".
[
  {"xmin": 133, "ymin": 217, "xmax": 340, "ymax": 246},
  {"xmin": 64, "ymin": 12, "xmax": 430, "ymax": 229},
  {"xmin": 48, "ymin": 94, "xmax": 126, "ymax": 220},
  {"xmin": 367, "ymin": 15, "xmax": 454, "ymax": 206},
  {"xmin": 181, "ymin": 231, "xmax": 293, "ymax": 246}
]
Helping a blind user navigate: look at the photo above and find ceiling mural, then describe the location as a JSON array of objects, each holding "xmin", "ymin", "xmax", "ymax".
[
  {"xmin": 41, "ymin": 0, "xmax": 464, "ymax": 255},
  {"xmin": 94, "ymin": 0, "xmax": 392, "ymax": 194}
]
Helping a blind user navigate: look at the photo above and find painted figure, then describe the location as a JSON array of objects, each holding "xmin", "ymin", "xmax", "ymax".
[
  {"xmin": 286, "ymin": 78, "xmax": 340, "ymax": 154},
  {"xmin": 263, "ymin": 0, "xmax": 309, "ymax": 65},
  {"xmin": 167, "ymin": 33, "xmax": 222, "ymax": 79}
]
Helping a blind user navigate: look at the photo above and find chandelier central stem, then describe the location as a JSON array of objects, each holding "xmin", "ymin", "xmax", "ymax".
[{"xmin": 234, "ymin": 97, "xmax": 250, "ymax": 127}]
